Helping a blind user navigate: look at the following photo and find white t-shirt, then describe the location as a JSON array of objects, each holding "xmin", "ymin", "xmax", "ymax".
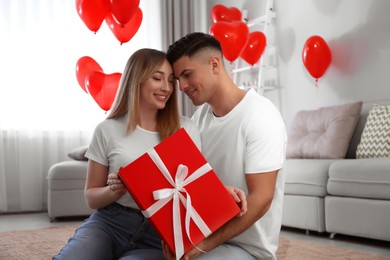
[
  {"xmin": 192, "ymin": 88, "xmax": 287, "ymax": 259},
  {"xmin": 85, "ymin": 115, "xmax": 201, "ymax": 209}
]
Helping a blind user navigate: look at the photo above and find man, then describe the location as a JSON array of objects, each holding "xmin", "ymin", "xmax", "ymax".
[{"xmin": 165, "ymin": 32, "xmax": 287, "ymax": 260}]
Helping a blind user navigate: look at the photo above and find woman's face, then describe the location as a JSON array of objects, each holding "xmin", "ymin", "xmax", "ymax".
[{"xmin": 140, "ymin": 60, "xmax": 175, "ymax": 111}]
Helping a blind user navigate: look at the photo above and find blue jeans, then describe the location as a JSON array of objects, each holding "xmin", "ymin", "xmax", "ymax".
[
  {"xmin": 53, "ymin": 203, "xmax": 164, "ymax": 260},
  {"xmin": 196, "ymin": 243, "xmax": 256, "ymax": 260}
]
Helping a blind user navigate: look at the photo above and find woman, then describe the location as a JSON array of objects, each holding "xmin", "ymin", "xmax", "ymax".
[{"xmin": 54, "ymin": 49, "xmax": 245, "ymax": 260}]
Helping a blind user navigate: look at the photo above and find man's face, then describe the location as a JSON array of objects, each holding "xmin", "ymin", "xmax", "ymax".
[{"xmin": 172, "ymin": 55, "xmax": 213, "ymax": 106}]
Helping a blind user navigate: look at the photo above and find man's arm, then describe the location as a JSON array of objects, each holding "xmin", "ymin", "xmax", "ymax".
[{"xmin": 163, "ymin": 170, "xmax": 279, "ymax": 260}]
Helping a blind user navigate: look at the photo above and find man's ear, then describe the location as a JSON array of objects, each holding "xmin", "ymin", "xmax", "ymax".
[{"xmin": 210, "ymin": 56, "xmax": 221, "ymax": 74}]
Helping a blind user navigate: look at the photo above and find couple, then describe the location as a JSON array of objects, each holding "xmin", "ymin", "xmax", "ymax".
[{"xmin": 54, "ymin": 32, "xmax": 287, "ymax": 260}]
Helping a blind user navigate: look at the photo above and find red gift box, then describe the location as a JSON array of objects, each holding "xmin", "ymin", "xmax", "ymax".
[{"xmin": 118, "ymin": 128, "xmax": 240, "ymax": 259}]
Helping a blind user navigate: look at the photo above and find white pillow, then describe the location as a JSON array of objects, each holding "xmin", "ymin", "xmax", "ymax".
[
  {"xmin": 68, "ymin": 145, "xmax": 89, "ymax": 161},
  {"xmin": 287, "ymin": 101, "xmax": 362, "ymax": 159}
]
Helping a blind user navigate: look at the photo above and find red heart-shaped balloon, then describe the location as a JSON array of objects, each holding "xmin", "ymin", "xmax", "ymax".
[
  {"xmin": 210, "ymin": 4, "xmax": 242, "ymax": 23},
  {"xmin": 75, "ymin": 0, "xmax": 110, "ymax": 33},
  {"xmin": 85, "ymin": 71, "xmax": 122, "ymax": 111},
  {"xmin": 76, "ymin": 56, "xmax": 103, "ymax": 93},
  {"xmin": 209, "ymin": 21, "xmax": 249, "ymax": 62},
  {"xmin": 302, "ymin": 35, "xmax": 332, "ymax": 79},
  {"xmin": 106, "ymin": 7, "xmax": 143, "ymax": 45},
  {"xmin": 110, "ymin": 0, "xmax": 140, "ymax": 26},
  {"xmin": 240, "ymin": 31, "xmax": 267, "ymax": 66}
]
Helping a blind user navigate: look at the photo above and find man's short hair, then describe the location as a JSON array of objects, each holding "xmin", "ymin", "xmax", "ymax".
[{"xmin": 167, "ymin": 32, "xmax": 222, "ymax": 64}]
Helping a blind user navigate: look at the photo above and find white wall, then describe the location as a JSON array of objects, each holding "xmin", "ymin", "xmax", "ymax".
[{"xmin": 204, "ymin": 0, "xmax": 390, "ymax": 124}]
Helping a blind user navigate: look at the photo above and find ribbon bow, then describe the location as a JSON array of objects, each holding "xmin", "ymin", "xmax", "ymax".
[{"xmin": 142, "ymin": 149, "xmax": 212, "ymax": 260}]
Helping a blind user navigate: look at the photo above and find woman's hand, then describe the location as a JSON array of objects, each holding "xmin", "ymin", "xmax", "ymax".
[
  {"xmin": 225, "ymin": 186, "xmax": 247, "ymax": 217},
  {"xmin": 85, "ymin": 161, "xmax": 126, "ymax": 209},
  {"xmin": 107, "ymin": 172, "xmax": 127, "ymax": 196}
]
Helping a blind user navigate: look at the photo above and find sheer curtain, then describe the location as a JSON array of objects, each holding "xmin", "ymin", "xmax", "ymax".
[
  {"xmin": 161, "ymin": 0, "xmax": 208, "ymax": 117},
  {"xmin": 0, "ymin": 0, "xmax": 163, "ymax": 212}
]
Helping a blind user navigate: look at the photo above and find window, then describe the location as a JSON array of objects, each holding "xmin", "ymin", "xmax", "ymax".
[{"xmin": 0, "ymin": 0, "xmax": 163, "ymax": 131}]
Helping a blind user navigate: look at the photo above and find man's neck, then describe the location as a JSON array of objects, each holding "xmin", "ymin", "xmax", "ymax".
[{"xmin": 210, "ymin": 85, "xmax": 247, "ymax": 117}]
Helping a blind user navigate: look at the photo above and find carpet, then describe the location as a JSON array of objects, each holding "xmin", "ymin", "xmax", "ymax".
[{"xmin": 0, "ymin": 225, "xmax": 389, "ymax": 260}]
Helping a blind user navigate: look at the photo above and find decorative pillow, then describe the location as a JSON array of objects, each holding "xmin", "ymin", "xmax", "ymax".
[
  {"xmin": 68, "ymin": 145, "xmax": 89, "ymax": 161},
  {"xmin": 356, "ymin": 104, "xmax": 390, "ymax": 159},
  {"xmin": 286, "ymin": 101, "xmax": 362, "ymax": 159}
]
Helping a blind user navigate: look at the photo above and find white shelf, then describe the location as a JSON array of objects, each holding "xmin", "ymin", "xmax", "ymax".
[
  {"xmin": 231, "ymin": 64, "xmax": 276, "ymax": 74},
  {"xmin": 232, "ymin": 65, "xmax": 259, "ymax": 74},
  {"xmin": 261, "ymin": 86, "xmax": 277, "ymax": 91},
  {"xmin": 245, "ymin": 11, "xmax": 275, "ymax": 27},
  {"xmin": 234, "ymin": 0, "xmax": 277, "ymax": 96}
]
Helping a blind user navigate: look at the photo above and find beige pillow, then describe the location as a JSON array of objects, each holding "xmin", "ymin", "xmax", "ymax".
[
  {"xmin": 287, "ymin": 101, "xmax": 362, "ymax": 159},
  {"xmin": 68, "ymin": 145, "xmax": 89, "ymax": 161},
  {"xmin": 356, "ymin": 104, "xmax": 390, "ymax": 159}
]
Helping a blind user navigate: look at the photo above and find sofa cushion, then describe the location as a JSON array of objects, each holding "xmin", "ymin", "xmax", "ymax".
[
  {"xmin": 327, "ymin": 158, "xmax": 390, "ymax": 200},
  {"xmin": 346, "ymin": 100, "xmax": 390, "ymax": 158},
  {"xmin": 283, "ymin": 159, "xmax": 336, "ymax": 197},
  {"xmin": 356, "ymin": 104, "xmax": 390, "ymax": 159},
  {"xmin": 68, "ymin": 145, "xmax": 89, "ymax": 161},
  {"xmin": 287, "ymin": 101, "xmax": 362, "ymax": 159}
]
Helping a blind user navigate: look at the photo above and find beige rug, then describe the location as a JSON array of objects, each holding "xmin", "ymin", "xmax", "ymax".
[{"xmin": 0, "ymin": 225, "xmax": 389, "ymax": 259}]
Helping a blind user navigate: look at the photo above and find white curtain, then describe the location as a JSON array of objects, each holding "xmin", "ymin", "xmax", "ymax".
[
  {"xmin": 161, "ymin": 0, "xmax": 208, "ymax": 117},
  {"xmin": 0, "ymin": 0, "xmax": 163, "ymax": 212}
]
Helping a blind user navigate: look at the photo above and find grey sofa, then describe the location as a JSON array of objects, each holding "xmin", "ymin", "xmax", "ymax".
[
  {"xmin": 47, "ymin": 160, "xmax": 93, "ymax": 221},
  {"xmin": 282, "ymin": 100, "xmax": 390, "ymax": 242}
]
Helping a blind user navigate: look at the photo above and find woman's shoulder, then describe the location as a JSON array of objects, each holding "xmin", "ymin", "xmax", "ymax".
[
  {"xmin": 93, "ymin": 115, "xmax": 127, "ymax": 133},
  {"xmin": 179, "ymin": 115, "xmax": 200, "ymax": 131},
  {"xmin": 179, "ymin": 115, "xmax": 201, "ymax": 150},
  {"xmin": 179, "ymin": 115, "xmax": 194, "ymax": 126}
]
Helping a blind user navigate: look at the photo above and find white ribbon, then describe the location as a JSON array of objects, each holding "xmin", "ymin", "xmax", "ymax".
[{"xmin": 142, "ymin": 149, "xmax": 212, "ymax": 260}]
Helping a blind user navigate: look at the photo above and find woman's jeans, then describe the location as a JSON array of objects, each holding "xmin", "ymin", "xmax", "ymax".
[{"xmin": 53, "ymin": 203, "xmax": 164, "ymax": 260}]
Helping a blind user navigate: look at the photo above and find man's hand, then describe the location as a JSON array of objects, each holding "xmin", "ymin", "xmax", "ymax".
[
  {"xmin": 225, "ymin": 186, "xmax": 247, "ymax": 217},
  {"xmin": 162, "ymin": 241, "xmax": 175, "ymax": 260},
  {"xmin": 162, "ymin": 240, "xmax": 205, "ymax": 260}
]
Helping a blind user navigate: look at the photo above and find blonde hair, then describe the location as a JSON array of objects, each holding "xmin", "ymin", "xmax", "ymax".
[{"xmin": 107, "ymin": 48, "xmax": 180, "ymax": 140}]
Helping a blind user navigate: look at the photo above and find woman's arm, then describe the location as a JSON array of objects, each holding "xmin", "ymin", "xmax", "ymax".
[{"xmin": 84, "ymin": 160, "xmax": 126, "ymax": 209}]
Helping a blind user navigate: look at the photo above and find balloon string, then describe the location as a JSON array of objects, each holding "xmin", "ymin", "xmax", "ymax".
[
  {"xmin": 316, "ymin": 78, "xmax": 319, "ymax": 108},
  {"xmin": 230, "ymin": 62, "xmax": 234, "ymax": 78}
]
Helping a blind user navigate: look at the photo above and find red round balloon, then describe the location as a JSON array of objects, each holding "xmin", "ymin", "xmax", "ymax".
[
  {"xmin": 110, "ymin": 0, "xmax": 140, "ymax": 26},
  {"xmin": 76, "ymin": 56, "xmax": 103, "ymax": 93},
  {"xmin": 106, "ymin": 8, "xmax": 143, "ymax": 45},
  {"xmin": 75, "ymin": 0, "xmax": 110, "ymax": 33},
  {"xmin": 85, "ymin": 72, "xmax": 122, "ymax": 111},
  {"xmin": 210, "ymin": 4, "xmax": 242, "ymax": 23},
  {"xmin": 240, "ymin": 31, "xmax": 267, "ymax": 66},
  {"xmin": 209, "ymin": 21, "xmax": 249, "ymax": 62},
  {"xmin": 302, "ymin": 35, "xmax": 332, "ymax": 79}
]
